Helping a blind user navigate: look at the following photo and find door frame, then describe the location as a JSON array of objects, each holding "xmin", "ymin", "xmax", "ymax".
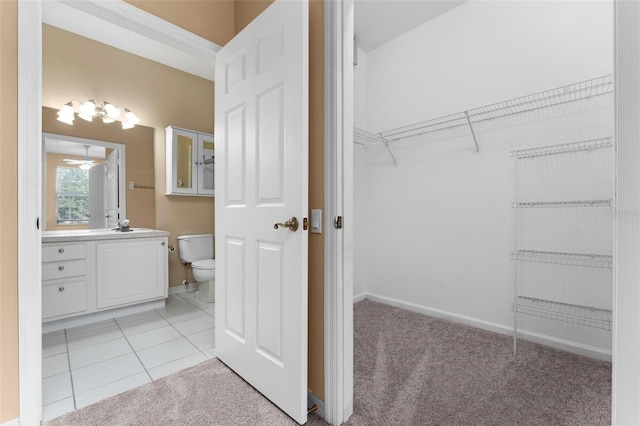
[
  {"xmin": 323, "ymin": 0, "xmax": 354, "ymax": 424},
  {"xmin": 17, "ymin": 1, "xmax": 351, "ymax": 424}
]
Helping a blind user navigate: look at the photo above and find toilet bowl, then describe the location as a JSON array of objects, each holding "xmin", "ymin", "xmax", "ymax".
[
  {"xmin": 192, "ymin": 259, "xmax": 215, "ymax": 303},
  {"xmin": 177, "ymin": 234, "xmax": 215, "ymax": 303}
]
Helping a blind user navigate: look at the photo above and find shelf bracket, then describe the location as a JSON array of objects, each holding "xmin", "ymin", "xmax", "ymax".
[
  {"xmin": 464, "ymin": 110, "xmax": 480, "ymax": 152},
  {"xmin": 379, "ymin": 134, "xmax": 398, "ymax": 167}
]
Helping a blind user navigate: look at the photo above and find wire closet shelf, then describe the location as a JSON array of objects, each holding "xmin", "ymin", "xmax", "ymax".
[
  {"xmin": 353, "ymin": 75, "xmax": 613, "ymax": 157},
  {"xmin": 515, "ymin": 296, "xmax": 612, "ymax": 331},
  {"xmin": 514, "ymin": 250, "xmax": 613, "ymax": 269}
]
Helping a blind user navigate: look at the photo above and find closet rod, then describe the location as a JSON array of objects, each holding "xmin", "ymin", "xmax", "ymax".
[{"xmin": 360, "ymin": 75, "xmax": 613, "ymax": 144}]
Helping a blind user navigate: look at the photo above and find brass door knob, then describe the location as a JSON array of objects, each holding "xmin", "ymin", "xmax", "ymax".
[{"xmin": 274, "ymin": 217, "xmax": 299, "ymax": 232}]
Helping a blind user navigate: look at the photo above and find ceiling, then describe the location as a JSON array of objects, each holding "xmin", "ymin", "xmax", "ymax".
[
  {"xmin": 45, "ymin": 138, "xmax": 106, "ymax": 159},
  {"xmin": 355, "ymin": 0, "xmax": 467, "ymax": 52}
]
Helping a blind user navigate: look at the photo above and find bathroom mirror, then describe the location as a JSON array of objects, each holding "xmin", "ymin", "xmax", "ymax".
[{"xmin": 42, "ymin": 133, "xmax": 126, "ymax": 231}]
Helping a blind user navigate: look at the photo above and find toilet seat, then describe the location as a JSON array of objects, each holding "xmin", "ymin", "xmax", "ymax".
[{"xmin": 192, "ymin": 259, "xmax": 215, "ymax": 270}]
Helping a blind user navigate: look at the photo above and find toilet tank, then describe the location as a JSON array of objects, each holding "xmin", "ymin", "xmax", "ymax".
[{"xmin": 177, "ymin": 234, "xmax": 214, "ymax": 263}]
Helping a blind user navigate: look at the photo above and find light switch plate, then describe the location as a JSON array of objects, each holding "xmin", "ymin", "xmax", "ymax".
[{"xmin": 311, "ymin": 209, "xmax": 322, "ymax": 234}]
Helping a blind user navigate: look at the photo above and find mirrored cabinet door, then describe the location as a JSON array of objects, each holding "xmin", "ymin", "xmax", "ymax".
[
  {"xmin": 197, "ymin": 133, "xmax": 215, "ymax": 195},
  {"xmin": 166, "ymin": 126, "xmax": 214, "ymax": 197}
]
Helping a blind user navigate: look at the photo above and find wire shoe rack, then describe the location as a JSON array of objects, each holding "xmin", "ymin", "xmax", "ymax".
[{"xmin": 354, "ymin": 75, "xmax": 613, "ymax": 162}]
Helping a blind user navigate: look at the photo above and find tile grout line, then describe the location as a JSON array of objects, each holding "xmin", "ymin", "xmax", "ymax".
[
  {"xmin": 114, "ymin": 319, "xmax": 154, "ymax": 383},
  {"xmin": 64, "ymin": 329, "xmax": 78, "ymax": 411}
]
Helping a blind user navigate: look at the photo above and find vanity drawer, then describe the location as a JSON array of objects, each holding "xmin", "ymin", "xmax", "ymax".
[
  {"xmin": 42, "ymin": 280, "xmax": 87, "ymax": 320},
  {"xmin": 42, "ymin": 259, "xmax": 87, "ymax": 281},
  {"xmin": 43, "ymin": 244, "xmax": 87, "ymax": 262}
]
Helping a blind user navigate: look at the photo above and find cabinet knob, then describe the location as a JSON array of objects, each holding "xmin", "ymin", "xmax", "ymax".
[
  {"xmin": 161, "ymin": 242, "xmax": 166, "ymax": 246},
  {"xmin": 58, "ymin": 248, "xmax": 65, "ymax": 254},
  {"xmin": 58, "ymin": 286, "xmax": 65, "ymax": 292},
  {"xmin": 58, "ymin": 265, "xmax": 65, "ymax": 271}
]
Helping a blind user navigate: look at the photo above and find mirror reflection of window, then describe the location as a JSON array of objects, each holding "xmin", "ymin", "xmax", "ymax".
[{"xmin": 56, "ymin": 166, "xmax": 89, "ymax": 225}]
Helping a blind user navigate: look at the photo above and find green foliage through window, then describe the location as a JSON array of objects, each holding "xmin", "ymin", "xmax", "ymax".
[{"xmin": 57, "ymin": 167, "xmax": 89, "ymax": 224}]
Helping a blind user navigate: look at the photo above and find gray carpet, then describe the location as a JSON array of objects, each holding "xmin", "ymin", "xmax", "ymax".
[{"xmin": 48, "ymin": 300, "xmax": 611, "ymax": 425}]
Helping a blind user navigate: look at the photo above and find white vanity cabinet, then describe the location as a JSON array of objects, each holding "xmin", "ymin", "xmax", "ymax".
[
  {"xmin": 41, "ymin": 242, "xmax": 89, "ymax": 320},
  {"xmin": 96, "ymin": 238, "xmax": 168, "ymax": 309},
  {"xmin": 42, "ymin": 229, "xmax": 169, "ymax": 324},
  {"xmin": 165, "ymin": 126, "xmax": 214, "ymax": 196}
]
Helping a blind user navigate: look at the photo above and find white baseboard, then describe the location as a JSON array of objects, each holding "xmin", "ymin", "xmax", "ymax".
[
  {"xmin": 353, "ymin": 292, "xmax": 367, "ymax": 303},
  {"xmin": 42, "ymin": 299, "xmax": 165, "ymax": 333},
  {"xmin": 307, "ymin": 390, "xmax": 325, "ymax": 420},
  {"xmin": 1, "ymin": 418, "xmax": 19, "ymax": 426},
  {"xmin": 363, "ymin": 292, "xmax": 612, "ymax": 362},
  {"xmin": 516, "ymin": 329, "xmax": 612, "ymax": 361}
]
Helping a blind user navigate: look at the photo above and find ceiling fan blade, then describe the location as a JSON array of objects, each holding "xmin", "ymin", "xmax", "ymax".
[{"xmin": 63, "ymin": 159, "xmax": 84, "ymax": 165}]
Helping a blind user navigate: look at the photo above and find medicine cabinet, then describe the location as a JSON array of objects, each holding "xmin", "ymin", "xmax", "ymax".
[{"xmin": 165, "ymin": 126, "xmax": 214, "ymax": 196}]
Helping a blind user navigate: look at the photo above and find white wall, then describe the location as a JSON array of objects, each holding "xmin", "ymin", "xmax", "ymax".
[{"xmin": 354, "ymin": 0, "xmax": 614, "ymax": 356}]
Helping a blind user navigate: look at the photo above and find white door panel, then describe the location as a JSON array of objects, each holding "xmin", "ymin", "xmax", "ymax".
[{"xmin": 215, "ymin": 1, "xmax": 309, "ymax": 423}]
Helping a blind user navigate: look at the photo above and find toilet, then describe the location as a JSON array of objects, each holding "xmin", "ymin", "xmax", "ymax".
[{"xmin": 177, "ymin": 234, "xmax": 215, "ymax": 303}]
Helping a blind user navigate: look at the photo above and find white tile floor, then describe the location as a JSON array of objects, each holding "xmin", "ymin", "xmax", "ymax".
[{"xmin": 41, "ymin": 291, "xmax": 215, "ymax": 421}]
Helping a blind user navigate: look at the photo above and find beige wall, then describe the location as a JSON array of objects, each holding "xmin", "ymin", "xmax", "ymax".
[
  {"xmin": 234, "ymin": 0, "xmax": 326, "ymax": 400},
  {"xmin": 0, "ymin": 0, "xmax": 19, "ymax": 421},
  {"xmin": 42, "ymin": 108, "xmax": 156, "ymax": 231},
  {"xmin": 125, "ymin": 0, "xmax": 235, "ymax": 46}
]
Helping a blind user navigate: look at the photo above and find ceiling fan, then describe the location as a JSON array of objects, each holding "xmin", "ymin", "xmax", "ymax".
[{"xmin": 63, "ymin": 145, "xmax": 96, "ymax": 170}]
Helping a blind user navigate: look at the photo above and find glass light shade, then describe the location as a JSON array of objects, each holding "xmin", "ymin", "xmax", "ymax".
[
  {"xmin": 80, "ymin": 100, "xmax": 96, "ymax": 116},
  {"xmin": 56, "ymin": 111, "xmax": 74, "ymax": 125},
  {"xmin": 78, "ymin": 113, "xmax": 93, "ymax": 122},
  {"xmin": 79, "ymin": 163, "xmax": 93, "ymax": 170},
  {"xmin": 101, "ymin": 117, "xmax": 115, "ymax": 124},
  {"xmin": 125, "ymin": 110, "xmax": 140, "ymax": 125},
  {"xmin": 59, "ymin": 103, "xmax": 74, "ymax": 115},
  {"xmin": 121, "ymin": 121, "xmax": 135, "ymax": 130},
  {"xmin": 103, "ymin": 102, "xmax": 121, "ymax": 119}
]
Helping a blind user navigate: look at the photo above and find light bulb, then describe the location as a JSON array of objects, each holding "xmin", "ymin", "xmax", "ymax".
[{"xmin": 79, "ymin": 163, "xmax": 93, "ymax": 170}]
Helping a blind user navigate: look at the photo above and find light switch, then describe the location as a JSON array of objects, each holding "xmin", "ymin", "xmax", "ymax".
[{"xmin": 311, "ymin": 209, "xmax": 322, "ymax": 234}]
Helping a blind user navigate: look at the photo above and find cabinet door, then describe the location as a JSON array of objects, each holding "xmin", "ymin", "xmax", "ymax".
[
  {"xmin": 197, "ymin": 133, "xmax": 215, "ymax": 195},
  {"xmin": 96, "ymin": 238, "xmax": 168, "ymax": 309},
  {"xmin": 166, "ymin": 127, "xmax": 198, "ymax": 195}
]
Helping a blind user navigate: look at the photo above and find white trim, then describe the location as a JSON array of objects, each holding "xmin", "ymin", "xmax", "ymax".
[
  {"xmin": 364, "ymin": 293, "xmax": 612, "ymax": 362},
  {"xmin": 18, "ymin": 1, "xmax": 43, "ymax": 424},
  {"xmin": 612, "ymin": 1, "xmax": 640, "ymax": 423},
  {"xmin": 0, "ymin": 418, "xmax": 20, "ymax": 426},
  {"xmin": 324, "ymin": 1, "xmax": 354, "ymax": 424},
  {"xmin": 18, "ymin": 1, "xmax": 220, "ymax": 422},
  {"xmin": 168, "ymin": 285, "xmax": 198, "ymax": 296},
  {"xmin": 353, "ymin": 292, "xmax": 367, "ymax": 303},
  {"xmin": 307, "ymin": 391, "xmax": 326, "ymax": 420},
  {"xmin": 42, "ymin": 0, "xmax": 220, "ymax": 81}
]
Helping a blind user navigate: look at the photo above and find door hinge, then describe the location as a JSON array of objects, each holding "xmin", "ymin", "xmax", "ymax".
[
  {"xmin": 334, "ymin": 216, "xmax": 343, "ymax": 229},
  {"xmin": 303, "ymin": 217, "xmax": 308, "ymax": 230}
]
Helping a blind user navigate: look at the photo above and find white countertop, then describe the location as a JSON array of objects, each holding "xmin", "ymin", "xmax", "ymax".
[{"xmin": 42, "ymin": 228, "xmax": 169, "ymax": 243}]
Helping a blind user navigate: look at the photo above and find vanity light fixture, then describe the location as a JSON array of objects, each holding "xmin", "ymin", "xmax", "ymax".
[{"xmin": 57, "ymin": 99, "xmax": 140, "ymax": 129}]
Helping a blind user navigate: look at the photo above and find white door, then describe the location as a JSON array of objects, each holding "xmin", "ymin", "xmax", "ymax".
[
  {"xmin": 105, "ymin": 149, "xmax": 119, "ymax": 227},
  {"xmin": 214, "ymin": 0, "xmax": 309, "ymax": 424},
  {"xmin": 88, "ymin": 164, "xmax": 106, "ymax": 228}
]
